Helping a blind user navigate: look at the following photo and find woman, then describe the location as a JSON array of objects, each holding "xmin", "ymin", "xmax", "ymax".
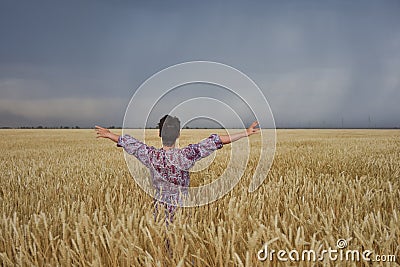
[{"xmin": 95, "ymin": 115, "xmax": 260, "ymax": 224}]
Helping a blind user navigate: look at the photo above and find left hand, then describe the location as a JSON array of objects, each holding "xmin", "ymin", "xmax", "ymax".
[{"xmin": 95, "ymin": 125, "xmax": 111, "ymax": 138}]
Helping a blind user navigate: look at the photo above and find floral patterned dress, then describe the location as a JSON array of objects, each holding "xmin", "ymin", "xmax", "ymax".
[{"xmin": 117, "ymin": 134, "xmax": 223, "ymax": 224}]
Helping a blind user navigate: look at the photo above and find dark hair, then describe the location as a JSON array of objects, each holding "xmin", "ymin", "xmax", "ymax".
[{"xmin": 158, "ymin": 115, "xmax": 180, "ymax": 146}]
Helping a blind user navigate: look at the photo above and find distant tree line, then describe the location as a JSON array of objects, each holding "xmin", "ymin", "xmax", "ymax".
[
  {"xmin": 1, "ymin": 125, "xmax": 399, "ymax": 129},
  {"xmin": 0, "ymin": 126, "xmax": 123, "ymax": 129}
]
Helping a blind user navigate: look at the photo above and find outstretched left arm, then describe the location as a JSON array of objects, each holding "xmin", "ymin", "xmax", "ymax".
[
  {"xmin": 95, "ymin": 126, "xmax": 120, "ymax": 143},
  {"xmin": 96, "ymin": 126, "xmax": 152, "ymax": 167}
]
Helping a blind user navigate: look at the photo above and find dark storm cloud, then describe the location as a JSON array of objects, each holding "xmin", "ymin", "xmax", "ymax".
[{"xmin": 0, "ymin": 0, "xmax": 399, "ymax": 128}]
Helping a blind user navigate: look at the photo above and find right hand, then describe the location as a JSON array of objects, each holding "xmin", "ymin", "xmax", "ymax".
[{"xmin": 246, "ymin": 121, "xmax": 260, "ymax": 136}]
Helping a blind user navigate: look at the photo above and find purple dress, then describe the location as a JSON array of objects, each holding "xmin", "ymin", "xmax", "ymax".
[{"xmin": 117, "ymin": 134, "xmax": 223, "ymax": 223}]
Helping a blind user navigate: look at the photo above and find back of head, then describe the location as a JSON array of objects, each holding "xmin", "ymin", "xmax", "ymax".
[{"xmin": 158, "ymin": 115, "xmax": 180, "ymax": 146}]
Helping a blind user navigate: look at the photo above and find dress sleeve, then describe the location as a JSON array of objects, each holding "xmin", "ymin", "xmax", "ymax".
[
  {"xmin": 181, "ymin": 134, "xmax": 223, "ymax": 164},
  {"xmin": 117, "ymin": 134, "xmax": 153, "ymax": 168}
]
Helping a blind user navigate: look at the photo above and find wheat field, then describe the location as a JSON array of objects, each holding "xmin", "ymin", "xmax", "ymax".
[{"xmin": 0, "ymin": 129, "xmax": 399, "ymax": 266}]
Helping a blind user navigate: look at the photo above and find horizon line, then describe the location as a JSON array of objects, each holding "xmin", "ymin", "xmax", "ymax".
[{"xmin": 1, "ymin": 127, "xmax": 399, "ymax": 130}]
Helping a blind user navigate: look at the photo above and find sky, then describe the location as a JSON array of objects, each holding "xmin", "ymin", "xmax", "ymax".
[{"xmin": 0, "ymin": 0, "xmax": 399, "ymax": 128}]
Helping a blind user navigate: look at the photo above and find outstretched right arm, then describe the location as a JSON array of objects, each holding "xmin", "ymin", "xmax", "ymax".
[
  {"xmin": 179, "ymin": 121, "xmax": 260, "ymax": 169},
  {"xmin": 218, "ymin": 121, "xmax": 260, "ymax": 144}
]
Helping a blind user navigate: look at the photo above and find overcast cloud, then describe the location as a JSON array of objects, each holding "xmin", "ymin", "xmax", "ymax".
[{"xmin": 0, "ymin": 0, "xmax": 399, "ymax": 128}]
